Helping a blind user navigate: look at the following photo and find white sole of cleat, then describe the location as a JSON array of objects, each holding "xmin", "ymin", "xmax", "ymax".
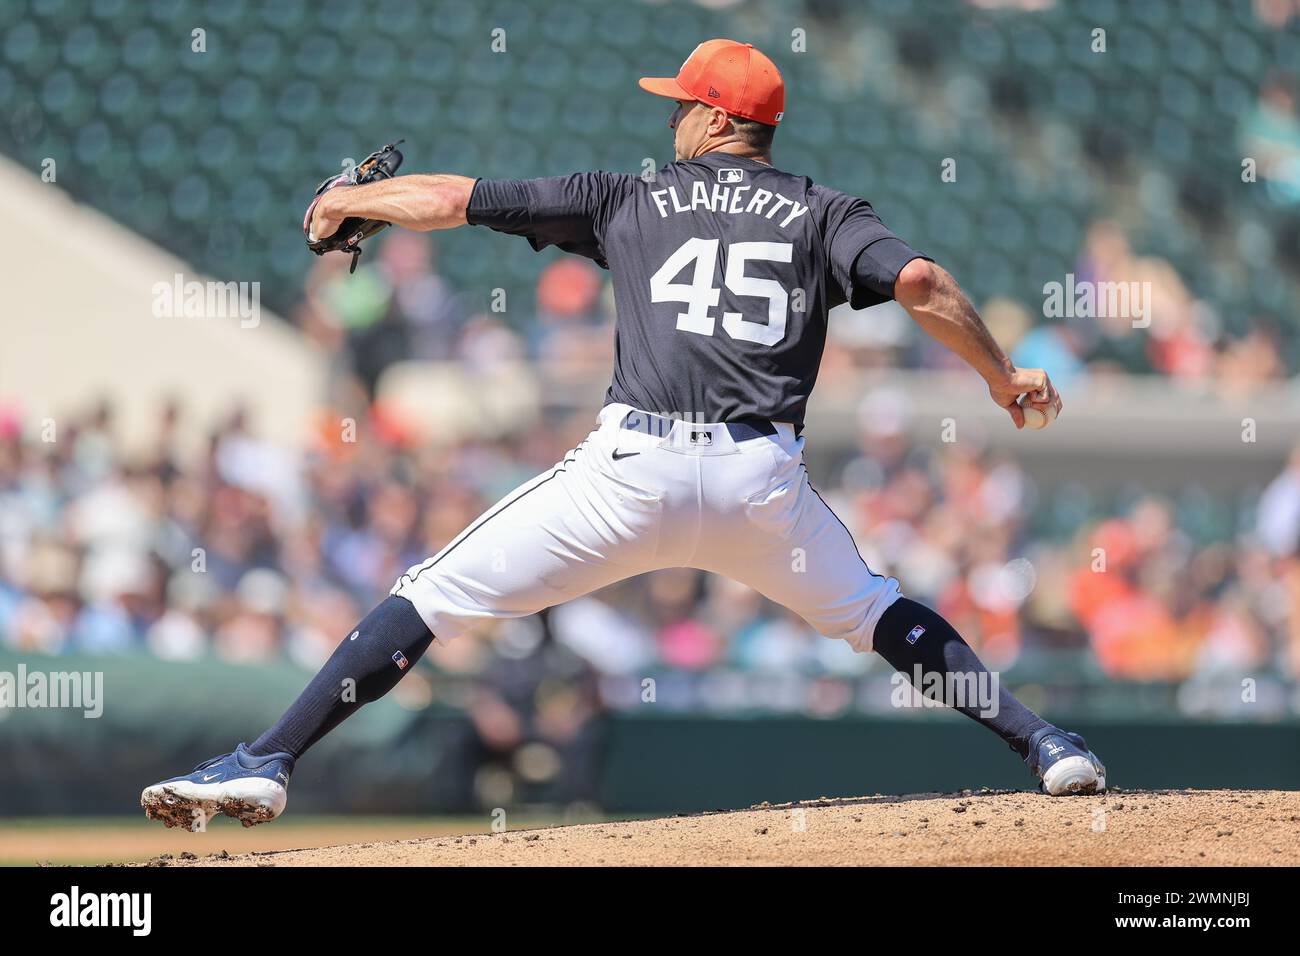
[
  {"xmin": 1041, "ymin": 754, "xmax": 1106, "ymax": 796},
  {"xmin": 141, "ymin": 778, "xmax": 287, "ymax": 830}
]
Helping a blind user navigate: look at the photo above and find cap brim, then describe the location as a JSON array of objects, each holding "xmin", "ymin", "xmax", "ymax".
[{"xmin": 638, "ymin": 76, "xmax": 693, "ymax": 101}]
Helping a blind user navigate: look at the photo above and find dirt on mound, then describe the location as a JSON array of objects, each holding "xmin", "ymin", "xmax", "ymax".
[{"xmin": 152, "ymin": 789, "xmax": 1300, "ymax": 867}]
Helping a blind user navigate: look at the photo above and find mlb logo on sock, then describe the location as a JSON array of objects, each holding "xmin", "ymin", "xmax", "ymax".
[
  {"xmin": 906, "ymin": 625, "xmax": 926, "ymax": 644},
  {"xmin": 392, "ymin": 651, "xmax": 409, "ymax": 669}
]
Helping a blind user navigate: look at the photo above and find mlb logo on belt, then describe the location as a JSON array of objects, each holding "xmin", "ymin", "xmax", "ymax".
[
  {"xmin": 689, "ymin": 430, "xmax": 714, "ymax": 445},
  {"xmin": 718, "ymin": 168, "xmax": 744, "ymax": 184}
]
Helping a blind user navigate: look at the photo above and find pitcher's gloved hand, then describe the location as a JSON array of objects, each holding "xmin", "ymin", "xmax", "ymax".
[{"xmin": 302, "ymin": 140, "xmax": 405, "ymax": 273}]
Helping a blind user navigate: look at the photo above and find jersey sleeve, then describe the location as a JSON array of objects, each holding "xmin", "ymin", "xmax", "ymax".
[
  {"xmin": 466, "ymin": 172, "xmax": 637, "ymax": 268},
  {"xmin": 813, "ymin": 185, "xmax": 932, "ymax": 310}
]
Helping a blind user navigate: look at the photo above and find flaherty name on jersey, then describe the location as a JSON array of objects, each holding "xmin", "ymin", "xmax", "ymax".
[{"xmin": 648, "ymin": 182, "xmax": 809, "ymax": 228}]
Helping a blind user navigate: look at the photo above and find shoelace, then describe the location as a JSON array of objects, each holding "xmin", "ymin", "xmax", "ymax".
[
  {"xmin": 188, "ymin": 745, "xmax": 295, "ymax": 775},
  {"xmin": 190, "ymin": 752, "xmax": 234, "ymax": 773}
]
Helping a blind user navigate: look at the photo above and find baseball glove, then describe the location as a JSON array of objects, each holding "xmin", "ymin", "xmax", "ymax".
[{"xmin": 303, "ymin": 139, "xmax": 405, "ymax": 273}]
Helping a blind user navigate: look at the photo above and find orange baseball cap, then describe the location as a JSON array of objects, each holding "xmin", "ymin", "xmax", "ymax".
[{"xmin": 639, "ymin": 39, "xmax": 785, "ymax": 126}]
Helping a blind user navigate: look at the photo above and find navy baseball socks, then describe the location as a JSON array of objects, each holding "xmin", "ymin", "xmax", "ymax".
[
  {"xmin": 248, "ymin": 594, "xmax": 435, "ymax": 759},
  {"xmin": 872, "ymin": 597, "xmax": 1106, "ymax": 794},
  {"xmin": 143, "ymin": 595, "xmax": 435, "ymax": 827}
]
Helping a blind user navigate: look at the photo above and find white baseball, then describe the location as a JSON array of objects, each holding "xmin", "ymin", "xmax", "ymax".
[{"xmin": 1019, "ymin": 397, "xmax": 1058, "ymax": 430}]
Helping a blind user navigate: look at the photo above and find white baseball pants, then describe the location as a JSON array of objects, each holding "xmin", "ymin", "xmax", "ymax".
[{"xmin": 392, "ymin": 404, "xmax": 902, "ymax": 652}]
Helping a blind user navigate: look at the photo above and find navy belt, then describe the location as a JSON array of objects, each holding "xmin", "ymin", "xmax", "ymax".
[
  {"xmin": 724, "ymin": 419, "xmax": 779, "ymax": 441},
  {"xmin": 619, "ymin": 411, "xmax": 779, "ymax": 442}
]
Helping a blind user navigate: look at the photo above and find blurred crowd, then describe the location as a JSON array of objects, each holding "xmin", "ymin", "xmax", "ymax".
[
  {"xmin": 290, "ymin": 232, "xmax": 619, "ymax": 404},
  {"xmin": 2, "ymin": 363, "xmax": 1298, "ymax": 715}
]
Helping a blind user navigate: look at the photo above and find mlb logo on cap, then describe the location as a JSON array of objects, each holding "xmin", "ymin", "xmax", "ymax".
[
  {"xmin": 392, "ymin": 651, "xmax": 409, "ymax": 669},
  {"xmin": 906, "ymin": 625, "xmax": 926, "ymax": 644}
]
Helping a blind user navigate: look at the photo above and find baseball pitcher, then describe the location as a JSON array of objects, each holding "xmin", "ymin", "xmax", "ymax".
[{"xmin": 142, "ymin": 39, "xmax": 1104, "ymax": 830}]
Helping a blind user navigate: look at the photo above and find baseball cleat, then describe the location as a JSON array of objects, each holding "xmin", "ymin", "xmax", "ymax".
[
  {"xmin": 1024, "ymin": 726, "xmax": 1106, "ymax": 796},
  {"xmin": 140, "ymin": 743, "xmax": 294, "ymax": 830}
]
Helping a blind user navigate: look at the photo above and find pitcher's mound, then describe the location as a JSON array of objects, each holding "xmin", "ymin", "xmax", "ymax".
[{"xmin": 155, "ymin": 789, "xmax": 1300, "ymax": 867}]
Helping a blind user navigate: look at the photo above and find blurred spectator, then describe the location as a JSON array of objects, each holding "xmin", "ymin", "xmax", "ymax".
[
  {"xmin": 1257, "ymin": 445, "xmax": 1300, "ymax": 558},
  {"xmin": 530, "ymin": 258, "xmax": 616, "ymax": 381},
  {"xmin": 1241, "ymin": 74, "xmax": 1300, "ymax": 205}
]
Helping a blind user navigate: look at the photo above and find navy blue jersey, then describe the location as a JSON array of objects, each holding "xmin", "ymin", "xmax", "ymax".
[{"xmin": 468, "ymin": 152, "xmax": 927, "ymax": 426}]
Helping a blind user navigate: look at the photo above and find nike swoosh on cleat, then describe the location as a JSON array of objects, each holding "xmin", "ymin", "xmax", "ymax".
[
  {"xmin": 612, "ymin": 450, "xmax": 640, "ymax": 460},
  {"xmin": 202, "ymin": 773, "xmax": 222, "ymax": 782}
]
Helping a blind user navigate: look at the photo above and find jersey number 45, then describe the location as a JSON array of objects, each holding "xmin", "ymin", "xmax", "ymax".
[{"xmin": 650, "ymin": 237, "xmax": 794, "ymax": 347}]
